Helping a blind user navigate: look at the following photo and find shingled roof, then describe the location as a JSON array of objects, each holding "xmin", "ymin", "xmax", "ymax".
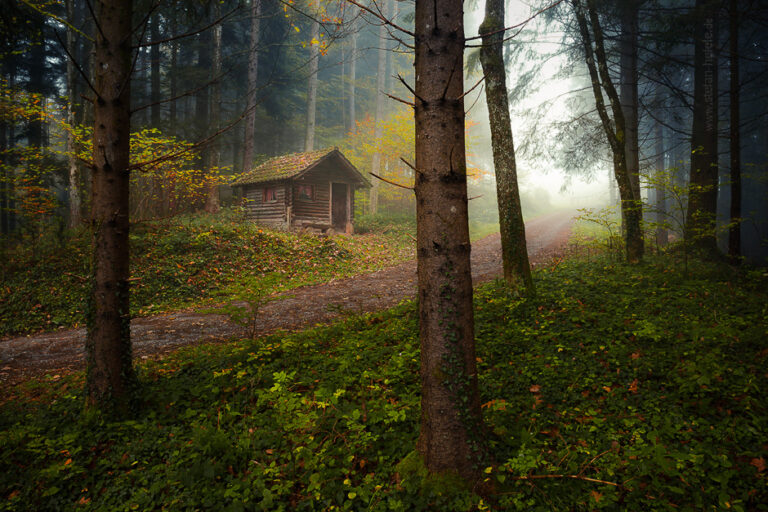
[{"xmin": 232, "ymin": 148, "xmax": 366, "ymax": 187}]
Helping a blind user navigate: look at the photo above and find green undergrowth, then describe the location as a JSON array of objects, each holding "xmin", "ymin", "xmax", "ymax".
[
  {"xmin": 0, "ymin": 209, "xmax": 414, "ymax": 337},
  {"xmin": 1, "ymin": 256, "xmax": 767, "ymax": 510}
]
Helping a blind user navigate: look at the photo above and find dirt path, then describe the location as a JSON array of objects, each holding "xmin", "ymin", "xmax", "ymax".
[{"xmin": 0, "ymin": 211, "xmax": 576, "ymax": 386}]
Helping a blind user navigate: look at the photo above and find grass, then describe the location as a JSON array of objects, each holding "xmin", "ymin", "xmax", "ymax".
[
  {"xmin": 1, "ymin": 253, "xmax": 766, "ymax": 510},
  {"xmin": 0, "ymin": 208, "xmax": 415, "ymax": 338}
]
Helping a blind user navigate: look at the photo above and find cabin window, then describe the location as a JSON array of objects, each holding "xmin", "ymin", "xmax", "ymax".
[
  {"xmin": 297, "ymin": 184, "xmax": 314, "ymax": 200},
  {"xmin": 263, "ymin": 187, "xmax": 277, "ymax": 202}
]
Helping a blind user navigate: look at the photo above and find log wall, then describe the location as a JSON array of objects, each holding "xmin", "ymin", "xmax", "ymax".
[{"xmin": 243, "ymin": 182, "xmax": 288, "ymax": 227}]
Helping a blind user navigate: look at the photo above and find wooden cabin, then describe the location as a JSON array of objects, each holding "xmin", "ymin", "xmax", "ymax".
[{"xmin": 232, "ymin": 148, "xmax": 369, "ymax": 233}]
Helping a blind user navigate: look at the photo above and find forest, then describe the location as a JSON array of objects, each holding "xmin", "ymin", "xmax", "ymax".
[{"xmin": 1, "ymin": 0, "xmax": 767, "ymax": 510}]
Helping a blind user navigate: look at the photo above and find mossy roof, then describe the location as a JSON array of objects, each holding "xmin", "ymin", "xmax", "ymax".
[{"xmin": 232, "ymin": 148, "xmax": 369, "ymax": 187}]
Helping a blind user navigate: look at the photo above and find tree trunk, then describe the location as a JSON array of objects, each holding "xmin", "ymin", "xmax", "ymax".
[
  {"xmin": 479, "ymin": 0, "xmax": 534, "ymax": 294},
  {"xmin": 686, "ymin": 0, "xmax": 719, "ymax": 256},
  {"xmin": 414, "ymin": 0, "xmax": 486, "ymax": 482},
  {"xmin": 654, "ymin": 92, "xmax": 668, "ymax": 247},
  {"xmin": 0, "ymin": 87, "xmax": 7, "ymax": 235},
  {"xmin": 205, "ymin": 2, "xmax": 222, "ymax": 213},
  {"xmin": 169, "ymin": 16, "xmax": 178, "ymax": 133},
  {"xmin": 195, "ymin": 25, "xmax": 211, "ymax": 157},
  {"xmin": 620, "ymin": 1, "xmax": 642, "ymax": 232},
  {"xmin": 305, "ymin": 19, "xmax": 320, "ymax": 152},
  {"xmin": 243, "ymin": 0, "xmax": 261, "ymax": 172},
  {"xmin": 150, "ymin": 13, "xmax": 161, "ymax": 128},
  {"xmin": 369, "ymin": 0, "xmax": 388, "ymax": 214},
  {"xmin": 728, "ymin": 0, "xmax": 740, "ymax": 261},
  {"xmin": 87, "ymin": 0, "xmax": 136, "ymax": 412},
  {"xmin": 347, "ymin": 18, "xmax": 357, "ymax": 134},
  {"xmin": 573, "ymin": 0, "xmax": 643, "ymax": 262},
  {"xmin": 66, "ymin": 0, "xmax": 81, "ymax": 229}
]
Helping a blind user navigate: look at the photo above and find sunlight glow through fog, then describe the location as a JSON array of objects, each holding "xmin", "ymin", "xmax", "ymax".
[{"xmin": 464, "ymin": 0, "xmax": 612, "ymax": 213}]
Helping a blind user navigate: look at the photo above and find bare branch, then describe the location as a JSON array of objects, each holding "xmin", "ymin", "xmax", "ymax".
[
  {"xmin": 465, "ymin": 83, "xmax": 485, "ymax": 115},
  {"xmin": 385, "ymin": 92, "xmax": 415, "ymax": 107},
  {"xmin": 134, "ymin": 6, "xmax": 240, "ymax": 48},
  {"xmin": 465, "ymin": 0, "xmax": 565, "ymax": 42},
  {"xmin": 84, "ymin": 0, "xmax": 107, "ymax": 42},
  {"xmin": 20, "ymin": 0, "xmax": 92, "ymax": 40},
  {"xmin": 344, "ymin": 0, "xmax": 415, "ymax": 37},
  {"xmin": 53, "ymin": 29, "xmax": 101, "ymax": 100},
  {"xmin": 457, "ymin": 76, "xmax": 485, "ymax": 101},
  {"xmin": 400, "ymin": 157, "xmax": 421, "ymax": 174},
  {"xmin": 369, "ymin": 172, "xmax": 414, "ymax": 190},
  {"xmin": 502, "ymin": 473, "xmax": 622, "ymax": 488}
]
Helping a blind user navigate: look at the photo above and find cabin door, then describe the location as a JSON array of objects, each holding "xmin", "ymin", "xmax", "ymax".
[{"xmin": 331, "ymin": 183, "xmax": 348, "ymax": 230}]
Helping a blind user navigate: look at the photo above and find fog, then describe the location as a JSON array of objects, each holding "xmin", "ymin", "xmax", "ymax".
[{"xmin": 463, "ymin": 0, "xmax": 612, "ymax": 221}]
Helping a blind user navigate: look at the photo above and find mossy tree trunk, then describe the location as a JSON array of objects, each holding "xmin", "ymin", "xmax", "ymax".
[
  {"xmin": 479, "ymin": 0, "xmax": 534, "ymax": 294},
  {"xmin": 413, "ymin": 0, "xmax": 486, "ymax": 483},
  {"xmin": 572, "ymin": 0, "xmax": 643, "ymax": 263},
  {"xmin": 87, "ymin": 0, "xmax": 136, "ymax": 412}
]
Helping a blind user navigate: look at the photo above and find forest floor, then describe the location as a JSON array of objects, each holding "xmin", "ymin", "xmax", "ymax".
[{"xmin": 0, "ymin": 211, "xmax": 575, "ymax": 386}]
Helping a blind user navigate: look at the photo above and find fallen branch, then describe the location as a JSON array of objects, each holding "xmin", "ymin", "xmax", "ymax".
[{"xmin": 504, "ymin": 473, "xmax": 621, "ymax": 488}]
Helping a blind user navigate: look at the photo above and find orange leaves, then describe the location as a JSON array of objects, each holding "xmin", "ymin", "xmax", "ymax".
[
  {"xmin": 751, "ymin": 457, "xmax": 765, "ymax": 473},
  {"xmin": 628, "ymin": 379, "xmax": 639, "ymax": 394}
]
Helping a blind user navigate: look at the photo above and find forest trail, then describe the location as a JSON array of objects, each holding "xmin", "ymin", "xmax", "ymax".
[{"xmin": 1, "ymin": 211, "xmax": 576, "ymax": 386}]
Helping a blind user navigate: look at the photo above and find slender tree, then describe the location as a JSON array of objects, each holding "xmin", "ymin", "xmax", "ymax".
[
  {"xmin": 572, "ymin": 0, "xmax": 643, "ymax": 262},
  {"xmin": 620, "ymin": 0, "xmax": 641, "ymax": 232},
  {"xmin": 728, "ymin": 0, "xmax": 740, "ymax": 261},
  {"xmin": 150, "ymin": 13, "xmax": 161, "ymax": 128},
  {"xmin": 243, "ymin": 0, "xmax": 262, "ymax": 172},
  {"xmin": 369, "ymin": 0, "xmax": 389, "ymax": 214},
  {"xmin": 347, "ymin": 16, "xmax": 357, "ymax": 134},
  {"xmin": 205, "ymin": 1, "xmax": 222, "ymax": 213},
  {"xmin": 305, "ymin": 18, "xmax": 320, "ymax": 151},
  {"xmin": 479, "ymin": 0, "xmax": 534, "ymax": 294},
  {"xmin": 686, "ymin": 0, "xmax": 719, "ymax": 256},
  {"xmin": 653, "ymin": 89, "xmax": 668, "ymax": 248},
  {"xmin": 86, "ymin": 0, "xmax": 136, "ymax": 411},
  {"xmin": 66, "ymin": 0, "xmax": 81, "ymax": 228},
  {"xmin": 413, "ymin": 0, "xmax": 486, "ymax": 481}
]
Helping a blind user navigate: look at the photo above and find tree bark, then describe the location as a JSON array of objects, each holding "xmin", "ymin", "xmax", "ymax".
[
  {"xmin": 572, "ymin": 0, "xmax": 643, "ymax": 262},
  {"xmin": 150, "ymin": 13, "xmax": 161, "ymax": 128},
  {"xmin": 620, "ymin": 1, "xmax": 641, "ymax": 230},
  {"xmin": 66, "ymin": 0, "xmax": 81, "ymax": 229},
  {"xmin": 0, "ymin": 86, "xmax": 7, "ymax": 235},
  {"xmin": 369, "ymin": 0, "xmax": 389, "ymax": 214},
  {"xmin": 686, "ymin": 0, "xmax": 719, "ymax": 256},
  {"xmin": 305, "ymin": 19, "xmax": 320, "ymax": 152},
  {"xmin": 728, "ymin": 0, "xmax": 740, "ymax": 261},
  {"xmin": 347, "ymin": 17, "xmax": 357, "ymax": 134},
  {"xmin": 243, "ymin": 0, "xmax": 261, "ymax": 172},
  {"xmin": 87, "ymin": 0, "xmax": 136, "ymax": 412},
  {"xmin": 169, "ymin": 16, "xmax": 178, "ymax": 133},
  {"xmin": 414, "ymin": 0, "xmax": 486, "ymax": 482},
  {"xmin": 205, "ymin": 2, "xmax": 222, "ymax": 213},
  {"xmin": 479, "ymin": 0, "xmax": 534, "ymax": 294},
  {"xmin": 654, "ymin": 91, "xmax": 668, "ymax": 247}
]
